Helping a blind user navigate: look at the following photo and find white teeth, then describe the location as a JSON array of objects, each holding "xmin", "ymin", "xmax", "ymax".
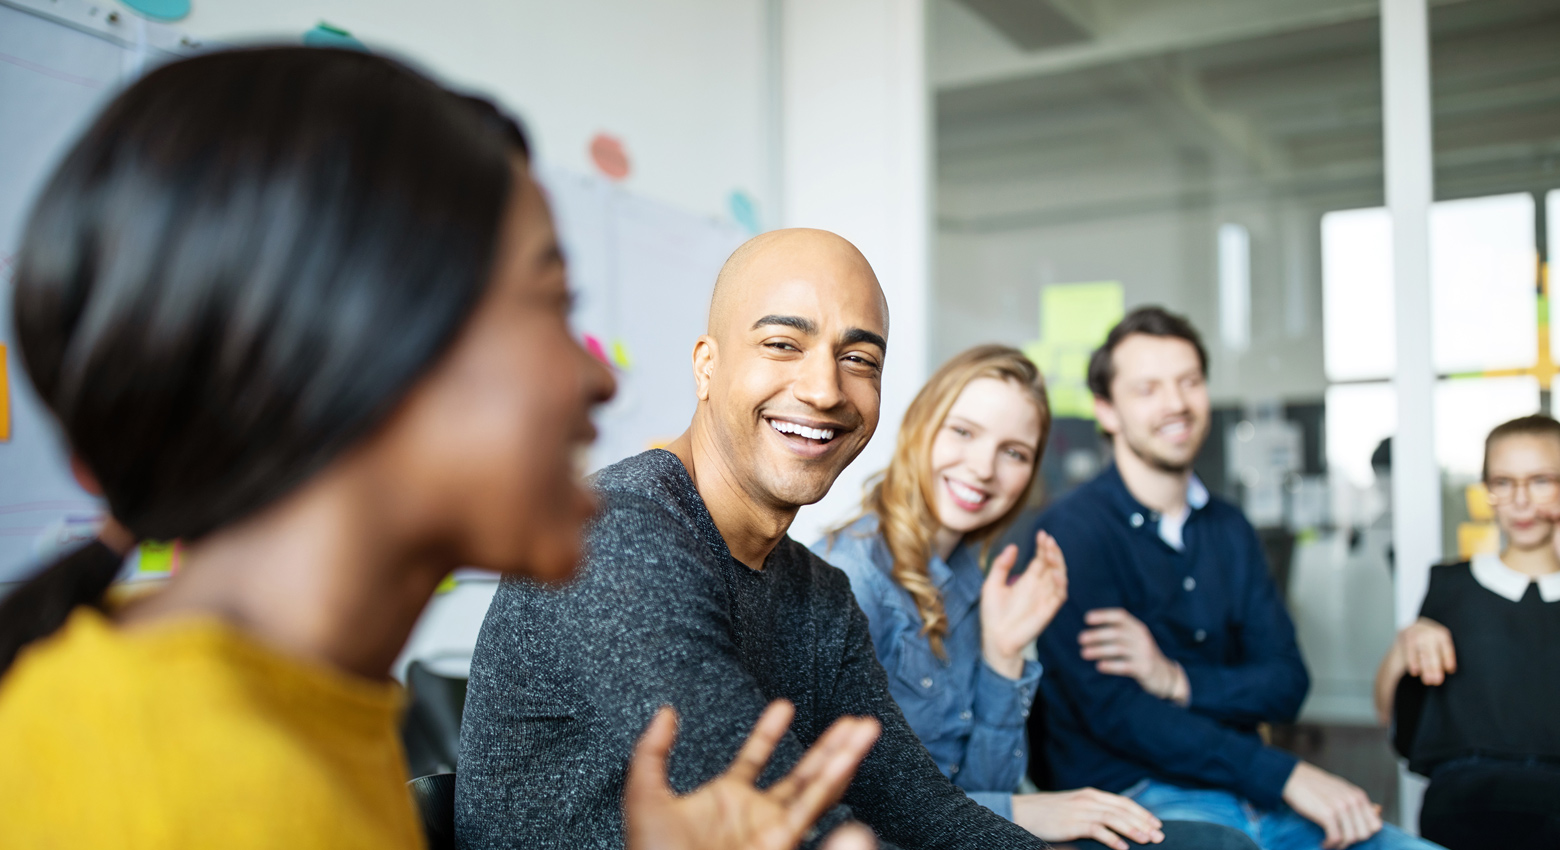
[
  {"xmin": 947, "ymin": 479, "xmax": 987, "ymax": 505},
  {"xmin": 770, "ymin": 420, "xmax": 835, "ymax": 441}
]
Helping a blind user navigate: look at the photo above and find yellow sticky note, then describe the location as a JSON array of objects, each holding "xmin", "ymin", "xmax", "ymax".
[
  {"xmin": 436, "ymin": 573, "xmax": 458, "ymax": 594},
  {"xmin": 138, "ymin": 540, "xmax": 176, "ymax": 574},
  {"xmin": 0, "ymin": 342, "xmax": 10, "ymax": 442},
  {"xmin": 1457, "ymin": 522, "xmax": 1499, "ymax": 560},
  {"xmin": 611, "ymin": 340, "xmax": 632, "ymax": 370},
  {"xmin": 1465, "ymin": 483, "xmax": 1493, "ymax": 522},
  {"xmin": 1024, "ymin": 282, "xmax": 1124, "ymax": 419}
]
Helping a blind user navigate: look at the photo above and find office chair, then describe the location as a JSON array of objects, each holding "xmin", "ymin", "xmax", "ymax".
[{"xmin": 407, "ymin": 772, "xmax": 457, "ymax": 850}]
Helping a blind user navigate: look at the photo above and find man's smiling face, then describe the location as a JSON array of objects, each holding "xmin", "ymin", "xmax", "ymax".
[{"xmin": 695, "ymin": 231, "xmax": 888, "ymax": 512}]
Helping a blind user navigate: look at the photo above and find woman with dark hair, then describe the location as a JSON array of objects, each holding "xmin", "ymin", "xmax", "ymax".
[{"xmin": 0, "ymin": 47, "xmax": 876, "ymax": 849}]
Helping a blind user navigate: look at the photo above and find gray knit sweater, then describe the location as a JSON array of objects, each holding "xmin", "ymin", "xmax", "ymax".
[{"xmin": 454, "ymin": 449, "xmax": 1046, "ymax": 850}]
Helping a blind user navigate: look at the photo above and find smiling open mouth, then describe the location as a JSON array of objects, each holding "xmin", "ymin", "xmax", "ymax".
[{"xmin": 770, "ymin": 419, "xmax": 837, "ymax": 444}]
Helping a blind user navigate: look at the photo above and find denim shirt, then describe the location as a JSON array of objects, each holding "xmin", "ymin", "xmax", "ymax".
[{"xmin": 811, "ymin": 514, "xmax": 1042, "ymax": 821}]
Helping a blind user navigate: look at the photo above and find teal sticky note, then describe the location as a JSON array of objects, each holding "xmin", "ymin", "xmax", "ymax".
[
  {"xmin": 728, "ymin": 190, "xmax": 760, "ymax": 235},
  {"xmin": 122, "ymin": 0, "xmax": 191, "ymax": 21},
  {"xmin": 304, "ymin": 22, "xmax": 368, "ymax": 52}
]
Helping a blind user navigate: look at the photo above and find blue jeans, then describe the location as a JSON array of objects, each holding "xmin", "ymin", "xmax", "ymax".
[{"xmin": 1127, "ymin": 780, "xmax": 1445, "ymax": 850}]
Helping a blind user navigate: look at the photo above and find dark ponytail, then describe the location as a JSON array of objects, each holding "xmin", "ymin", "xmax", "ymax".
[{"xmin": 0, "ymin": 48, "xmax": 529, "ymax": 676}]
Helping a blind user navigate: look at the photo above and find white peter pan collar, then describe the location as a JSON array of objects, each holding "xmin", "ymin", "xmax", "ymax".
[{"xmin": 1470, "ymin": 552, "xmax": 1560, "ymax": 603}]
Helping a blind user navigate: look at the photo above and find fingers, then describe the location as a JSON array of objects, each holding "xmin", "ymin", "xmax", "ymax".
[
  {"xmin": 820, "ymin": 823, "xmax": 876, "ymax": 850},
  {"xmin": 773, "ymin": 717, "xmax": 881, "ymax": 837},
  {"xmin": 987, "ymin": 544, "xmax": 1019, "ymax": 589},
  {"xmin": 727, "ymin": 700, "xmax": 796, "ymax": 784},
  {"xmin": 1087, "ymin": 822, "xmax": 1130, "ymax": 850},
  {"xmin": 1436, "ymin": 632, "xmax": 1457, "ymax": 676},
  {"xmin": 626, "ymin": 707, "xmax": 678, "ymax": 802},
  {"xmin": 1084, "ymin": 607, "xmax": 1128, "ymax": 626}
]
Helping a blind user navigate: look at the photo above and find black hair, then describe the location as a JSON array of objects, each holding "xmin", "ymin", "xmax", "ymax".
[
  {"xmin": 0, "ymin": 47, "xmax": 530, "ymax": 676},
  {"xmin": 1086, "ymin": 306, "xmax": 1209, "ymax": 401},
  {"xmin": 1483, "ymin": 414, "xmax": 1560, "ymax": 481}
]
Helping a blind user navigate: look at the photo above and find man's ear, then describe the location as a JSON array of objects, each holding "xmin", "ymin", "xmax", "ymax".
[
  {"xmin": 692, "ymin": 335, "xmax": 717, "ymax": 401},
  {"xmin": 1093, "ymin": 395, "xmax": 1121, "ymax": 437}
]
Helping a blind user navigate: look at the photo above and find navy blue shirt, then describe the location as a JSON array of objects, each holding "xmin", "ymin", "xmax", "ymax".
[{"xmin": 1028, "ymin": 465, "xmax": 1308, "ymax": 809}]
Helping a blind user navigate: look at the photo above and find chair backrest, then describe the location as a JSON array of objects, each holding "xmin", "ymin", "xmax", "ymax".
[
  {"xmin": 407, "ymin": 772, "xmax": 457, "ymax": 850},
  {"xmin": 1391, "ymin": 674, "xmax": 1429, "ymax": 771},
  {"xmin": 401, "ymin": 660, "xmax": 469, "ymax": 777}
]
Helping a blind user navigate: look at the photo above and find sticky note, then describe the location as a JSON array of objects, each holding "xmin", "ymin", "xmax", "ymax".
[
  {"xmin": 611, "ymin": 340, "xmax": 632, "ymax": 370},
  {"xmin": 0, "ymin": 343, "xmax": 9, "ymax": 442},
  {"xmin": 583, "ymin": 334, "xmax": 610, "ymax": 365},
  {"xmin": 138, "ymin": 540, "xmax": 177, "ymax": 574},
  {"xmin": 728, "ymin": 190, "xmax": 761, "ymax": 235},
  {"xmin": 589, "ymin": 134, "xmax": 631, "ymax": 181},
  {"xmin": 121, "ymin": 0, "xmax": 190, "ymax": 21},
  {"xmin": 1023, "ymin": 282, "xmax": 1124, "ymax": 419},
  {"xmin": 436, "ymin": 573, "xmax": 458, "ymax": 594},
  {"xmin": 303, "ymin": 22, "xmax": 368, "ymax": 51}
]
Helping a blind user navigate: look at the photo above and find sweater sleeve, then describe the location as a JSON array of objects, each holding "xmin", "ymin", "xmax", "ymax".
[
  {"xmin": 821, "ymin": 573, "xmax": 1045, "ymax": 849},
  {"xmin": 552, "ymin": 496, "xmax": 868, "ymax": 845},
  {"xmin": 1179, "ymin": 520, "xmax": 1310, "ymax": 725},
  {"xmin": 1037, "ymin": 520, "xmax": 1299, "ymax": 810}
]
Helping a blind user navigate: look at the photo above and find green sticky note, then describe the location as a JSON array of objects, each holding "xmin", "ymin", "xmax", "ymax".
[
  {"xmin": 138, "ymin": 540, "xmax": 176, "ymax": 574},
  {"xmin": 611, "ymin": 340, "xmax": 632, "ymax": 370},
  {"xmin": 436, "ymin": 574, "xmax": 458, "ymax": 594},
  {"xmin": 1024, "ymin": 282, "xmax": 1124, "ymax": 419}
]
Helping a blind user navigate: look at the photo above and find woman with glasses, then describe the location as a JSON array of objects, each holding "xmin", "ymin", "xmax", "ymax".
[{"xmin": 1374, "ymin": 414, "xmax": 1560, "ymax": 850}]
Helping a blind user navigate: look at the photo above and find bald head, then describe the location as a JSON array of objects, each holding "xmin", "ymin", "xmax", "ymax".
[{"xmin": 708, "ymin": 228, "xmax": 887, "ymax": 341}]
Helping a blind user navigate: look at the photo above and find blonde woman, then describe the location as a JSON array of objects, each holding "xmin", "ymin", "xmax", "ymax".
[{"xmin": 811, "ymin": 345, "xmax": 1254, "ymax": 850}]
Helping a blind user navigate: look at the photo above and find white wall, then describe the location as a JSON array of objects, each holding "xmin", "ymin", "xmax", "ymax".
[
  {"xmin": 177, "ymin": 0, "xmax": 774, "ymax": 221},
  {"xmin": 784, "ymin": 0, "xmax": 932, "ymax": 545}
]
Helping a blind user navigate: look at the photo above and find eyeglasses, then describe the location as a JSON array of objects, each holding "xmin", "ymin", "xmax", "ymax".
[{"xmin": 1485, "ymin": 474, "xmax": 1560, "ymax": 505}]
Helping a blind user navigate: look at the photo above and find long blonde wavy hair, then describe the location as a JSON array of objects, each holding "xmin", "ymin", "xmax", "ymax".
[{"xmin": 844, "ymin": 345, "xmax": 1051, "ymax": 659}]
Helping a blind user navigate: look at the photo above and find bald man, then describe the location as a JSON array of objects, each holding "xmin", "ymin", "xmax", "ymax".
[{"xmin": 456, "ymin": 230, "xmax": 1047, "ymax": 850}]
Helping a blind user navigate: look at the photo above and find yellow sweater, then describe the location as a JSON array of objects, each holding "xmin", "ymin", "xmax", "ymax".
[{"xmin": 0, "ymin": 608, "xmax": 425, "ymax": 850}]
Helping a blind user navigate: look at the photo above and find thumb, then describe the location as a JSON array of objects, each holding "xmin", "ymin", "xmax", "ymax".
[
  {"xmin": 986, "ymin": 544, "xmax": 1018, "ymax": 590},
  {"xmin": 626, "ymin": 707, "xmax": 678, "ymax": 802},
  {"xmin": 821, "ymin": 823, "xmax": 877, "ymax": 850}
]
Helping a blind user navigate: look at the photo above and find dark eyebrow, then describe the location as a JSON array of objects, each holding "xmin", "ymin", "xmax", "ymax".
[
  {"xmin": 752, "ymin": 314, "xmax": 817, "ymax": 335},
  {"xmin": 842, "ymin": 327, "xmax": 887, "ymax": 353}
]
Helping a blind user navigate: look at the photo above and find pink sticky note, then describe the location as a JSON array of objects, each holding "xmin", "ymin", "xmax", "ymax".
[{"xmin": 583, "ymin": 334, "xmax": 610, "ymax": 365}]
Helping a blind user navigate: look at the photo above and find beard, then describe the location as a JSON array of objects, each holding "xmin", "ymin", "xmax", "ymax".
[{"xmin": 1121, "ymin": 418, "xmax": 1206, "ymax": 474}]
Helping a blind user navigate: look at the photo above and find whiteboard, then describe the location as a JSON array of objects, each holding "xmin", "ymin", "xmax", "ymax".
[{"xmin": 0, "ymin": 1, "xmax": 744, "ymax": 583}]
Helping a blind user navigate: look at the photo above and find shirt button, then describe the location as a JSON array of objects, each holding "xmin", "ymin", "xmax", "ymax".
[
  {"xmin": 1013, "ymin": 749, "xmax": 1024, "ymax": 758},
  {"xmin": 1183, "ymin": 577, "xmax": 1197, "ymax": 591},
  {"xmin": 1022, "ymin": 708, "xmax": 1031, "ymax": 718},
  {"xmin": 959, "ymin": 710, "xmax": 972, "ymax": 721},
  {"xmin": 950, "ymin": 764, "xmax": 960, "ymax": 774},
  {"xmin": 1195, "ymin": 629, "xmax": 1207, "ymax": 642},
  {"xmin": 1130, "ymin": 513, "xmax": 1144, "ymax": 528},
  {"xmin": 921, "ymin": 677, "xmax": 934, "ymax": 689}
]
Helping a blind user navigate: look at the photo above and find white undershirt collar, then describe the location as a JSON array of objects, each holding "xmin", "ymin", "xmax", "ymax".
[
  {"xmin": 1470, "ymin": 552, "xmax": 1560, "ymax": 603},
  {"xmin": 1157, "ymin": 476, "xmax": 1210, "ymax": 552}
]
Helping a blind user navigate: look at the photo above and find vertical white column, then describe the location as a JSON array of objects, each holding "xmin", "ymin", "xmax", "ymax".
[
  {"xmin": 1381, "ymin": 0, "xmax": 1437, "ymax": 831},
  {"xmin": 783, "ymin": 0, "xmax": 931, "ymax": 544}
]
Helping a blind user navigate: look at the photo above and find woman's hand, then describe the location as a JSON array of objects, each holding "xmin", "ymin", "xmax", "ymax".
[
  {"xmin": 1078, "ymin": 608, "xmax": 1188, "ymax": 705},
  {"xmin": 1011, "ymin": 788, "xmax": 1164, "ymax": 850},
  {"xmin": 624, "ymin": 700, "xmax": 881, "ymax": 850},
  {"xmin": 980, "ymin": 531, "xmax": 1069, "ymax": 679},
  {"xmin": 1393, "ymin": 617, "xmax": 1457, "ymax": 686}
]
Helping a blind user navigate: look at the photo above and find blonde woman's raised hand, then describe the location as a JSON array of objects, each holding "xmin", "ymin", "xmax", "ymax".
[
  {"xmin": 980, "ymin": 530, "xmax": 1069, "ymax": 679},
  {"xmin": 624, "ymin": 700, "xmax": 881, "ymax": 850}
]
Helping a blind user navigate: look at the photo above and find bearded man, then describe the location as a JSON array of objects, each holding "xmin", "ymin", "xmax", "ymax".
[{"xmin": 1023, "ymin": 307, "xmax": 1441, "ymax": 850}]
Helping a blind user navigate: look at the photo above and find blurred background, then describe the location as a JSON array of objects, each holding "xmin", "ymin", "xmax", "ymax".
[{"xmin": 2, "ymin": 0, "xmax": 1557, "ymax": 831}]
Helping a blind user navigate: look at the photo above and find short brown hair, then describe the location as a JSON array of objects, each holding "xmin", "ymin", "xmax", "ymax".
[
  {"xmin": 1483, "ymin": 414, "xmax": 1560, "ymax": 480},
  {"xmin": 1087, "ymin": 306, "xmax": 1208, "ymax": 401}
]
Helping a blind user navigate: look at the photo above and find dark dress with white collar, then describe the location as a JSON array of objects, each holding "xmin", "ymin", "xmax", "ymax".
[{"xmin": 1401, "ymin": 558, "xmax": 1560, "ymax": 849}]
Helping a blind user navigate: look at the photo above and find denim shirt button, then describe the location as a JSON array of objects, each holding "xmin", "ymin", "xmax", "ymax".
[
  {"xmin": 921, "ymin": 676, "xmax": 934, "ymax": 689},
  {"xmin": 950, "ymin": 764, "xmax": 959, "ymax": 774},
  {"xmin": 1013, "ymin": 749, "xmax": 1023, "ymax": 758},
  {"xmin": 959, "ymin": 710, "xmax": 972, "ymax": 721}
]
